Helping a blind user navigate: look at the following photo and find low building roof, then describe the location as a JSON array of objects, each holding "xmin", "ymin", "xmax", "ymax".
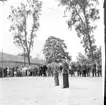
[{"xmin": 0, "ymin": 52, "xmax": 46, "ymax": 65}]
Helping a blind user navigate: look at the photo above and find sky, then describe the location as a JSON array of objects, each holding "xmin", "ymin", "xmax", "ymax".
[{"xmin": 0, "ymin": 0, "xmax": 104, "ymax": 61}]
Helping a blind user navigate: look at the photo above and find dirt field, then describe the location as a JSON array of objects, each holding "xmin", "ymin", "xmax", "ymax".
[{"xmin": 0, "ymin": 76, "xmax": 104, "ymax": 105}]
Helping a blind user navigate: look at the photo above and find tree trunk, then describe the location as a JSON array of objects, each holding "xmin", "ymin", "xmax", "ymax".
[
  {"xmin": 24, "ymin": 53, "xmax": 25, "ymax": 66},
  {"xmin": 83, "ymin": 9, "xmax": 94, "ymax": 62},
  {"xmin": 27, "ymin": 52, "xmax": 31, "ymax": 65}
]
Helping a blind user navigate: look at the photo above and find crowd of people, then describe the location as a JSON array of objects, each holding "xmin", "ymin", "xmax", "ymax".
[
  {"xmin": 0, "ymin": 65, "xmax": 48, "ymax": 78},
  {"xmin": 69, "ymin": 62, "xmax": 102, "ymax": 77},
  {"xmin": 0, "ymin": 62, "xmax": 102, "ymax": 78}
]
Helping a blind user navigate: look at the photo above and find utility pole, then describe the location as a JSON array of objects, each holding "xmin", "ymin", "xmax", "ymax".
[{"xmin": 2, "ymin": 49, "xmax": 4, "ymax": 77}]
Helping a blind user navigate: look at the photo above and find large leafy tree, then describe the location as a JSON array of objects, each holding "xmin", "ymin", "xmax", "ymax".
[
  {"xmin": 58, "ymin": 0, "xmax": 99, "ymax": 62},
  {"xmin": 8, "ymin": 0, "xmax": 42, "ymax": 65},
  {"xmin": 43, "ymin": 36, "xmax": 71, "ymax": 63}
]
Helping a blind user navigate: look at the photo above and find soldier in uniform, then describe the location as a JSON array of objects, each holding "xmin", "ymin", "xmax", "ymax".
[
  {"xmin": 71, "ymin": 63, "xmax": 75, "ymax": 77},
  {"xmin": 77, "ymin": 63, "xmax": 81, "ymax": 77},
  {"xmin": 86, "ymin": 63, "xmax": 91, "ymax": 77},
  {"xmin": 0, "ymin": 67, "xmax": 2, "ymax": 77},
  {"xmin": 92, "ymin": 63, "xmax": 97, "ymax": 77},
  {"xmin": 62, "ymin": 57, "xmax": 69, "ymax": 88},
  {"xmin": 84, "ymin": 63, "xmax": 87, "ymax": 77},
  {"xmin": 81, "ymin": 63, "xmax": 86, "ymax": 77},
  {"xmin": 4, "ymin": 67, "xmax": 7, "ymax": 77},
  {"xmin": 43, "ymin": 65, "xmax": 47, "ymax": 77},
  {"xmin": 97, "ymin": 63, "xmax": 102, "ymax": 77}
]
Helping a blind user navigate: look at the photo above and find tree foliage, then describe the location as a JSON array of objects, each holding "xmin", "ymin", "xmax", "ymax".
[
  {"xmin": 77, "ymin": 46, "xmax": 101, "ymax": 65},
  {"xmin": 93, "ymin": 46, "xmax": 101, "ymax": 64},
  {"xmin": 8, "ymin": 0, "xmax": 42, "ymax": 65},
  {"xmin": 43, "ymin": 36, "xmax": 71, "ymax": 63},
  {"xmin": 58, "ymin": 0, "xmax": 99, "ymax": 61},
  {"xmin": 77, "ymin": 52, "xmax": 92, "ymax": 64}
]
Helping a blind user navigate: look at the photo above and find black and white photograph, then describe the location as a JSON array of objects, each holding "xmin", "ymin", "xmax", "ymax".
[{"xmin": 0, "ymin": 0, "xmax": 104, "ymax": 105}]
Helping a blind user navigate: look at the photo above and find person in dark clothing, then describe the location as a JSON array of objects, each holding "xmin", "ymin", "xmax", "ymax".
[
  {"xmin": 62, "ymin": 57, "xmax": 69, "ymax": 88},
  {"xmin": 86, "ymin": 64, "xmax": 91, "ymax": 77},
  {"xmin": 12, "ymin": 67, "xmax": 15, "ymax": 77},
  {"xmin": 60, "ymin": 66, "xmax": 63, "ymax": 72},
  {"xmin": 77, "ymin": 64, "xmax": 81, "ymax": 77},
  {"xmin": 92, "ymin": 63, "xmax": 97, "ymax": 77},
  {"xmin": 4, "ymin": 67, "xmax": 7, "ymax": 77},
  {"xmin": 71, "ymin": 64, "xmax": 75, "ymax": 77},
  {"xmin": 69, "ymin": 69, "xmax": 73, "ymax": 77},
  {"xmin": 0, "ymin": 67, "xmax": 2, "ymax": 77},
  {"xmin": 82, "ymin": 64, "xmax": 87, "ymax": 77},
  {"xmin": 39, "ymin": 66, "xmax": 43, "ymax": 76},
  {"xmin": 43, "ymin": 65, "xmax": 47, "ymax": 76},
  {"xmin": 97, "ymin": 64, "xmax": 102, "ymax": 77},
  {"xmin": 84, "ymin": 64, "xmax": 87, "ymax": 77}
]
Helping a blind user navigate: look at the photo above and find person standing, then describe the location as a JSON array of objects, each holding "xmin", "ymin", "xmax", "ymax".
[
  {"xmin": 92, "ymin": 63, "xmax": 97, "ymax": 77},
  {"xmin": 97, "ymin": 63, "xmax": 102, "ymax": 77},
  {"xmin": 53, "ymin": 61, "xmax": 59, "ymax": 86},
  {"xmin": 77, "ymin": 63, "xmax": 81, "ymax": 77},
  {"xmin": 0, "ymin": 67, "xmax": 2, "ymax": 77},
  {"xmin": 71, "ymin": 63, "xmax": 75, "ymax": 77},
  {"xmin": 62, "ymin": 57, "xmax": 69, "ymax": 88}
]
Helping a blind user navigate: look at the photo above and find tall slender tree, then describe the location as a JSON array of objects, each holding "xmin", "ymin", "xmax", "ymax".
[
  {"xmin": 58, "ymin": 0, "xmax": 99, "ymax": 62},
  {"xmin": 8, "ymin": 0, "xmax": 42, "ymax": 65}
]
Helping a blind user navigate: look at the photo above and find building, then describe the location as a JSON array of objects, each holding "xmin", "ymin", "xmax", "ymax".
[{"xmin": 0, "ymin": 52, "xmax": 46, "ymax": 68}]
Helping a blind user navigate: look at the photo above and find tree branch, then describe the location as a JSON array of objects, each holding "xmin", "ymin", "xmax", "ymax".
[{"xmin": 69, "ymin": 1, "xmax": 85, "ymax": 28}]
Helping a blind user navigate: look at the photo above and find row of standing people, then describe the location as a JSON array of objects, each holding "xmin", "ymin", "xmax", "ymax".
[
  {"xmin": 0, "ymin": 65, "xmax": 48, "ymax": 78},
  {"xmin": 0, "ymin": 63, "xmax": 102, "ymax": 78},
  {"xmin": 69, "ymin": 63, "xmax": 102, "ymax": 77}
]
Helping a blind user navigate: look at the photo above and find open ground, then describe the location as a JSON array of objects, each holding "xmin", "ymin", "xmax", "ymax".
[{"xmin": 0, "ymin": 76, "xmax": 103, "ymax": 105}]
